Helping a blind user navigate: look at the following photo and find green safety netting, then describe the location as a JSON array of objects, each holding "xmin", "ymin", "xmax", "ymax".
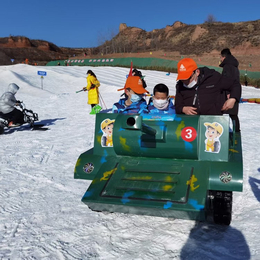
[{"xmin": 46, "ymin": 57, "xmax": 260, "ymax": 79}]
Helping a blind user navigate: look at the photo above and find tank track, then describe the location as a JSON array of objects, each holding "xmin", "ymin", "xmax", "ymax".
[{"xmin": 207, "ymin": 190, "xmax": 233, "ymax": 225}]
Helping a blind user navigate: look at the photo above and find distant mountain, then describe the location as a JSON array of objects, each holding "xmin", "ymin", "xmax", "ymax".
[
  {"xmin": 95, "ymin": 20, "xmax": 260, "ymax": 56},
  {"xmin": 1, "ymin": 19, "xmax": 260, "ymax": 70},
  {"xmin": 0, "ymin": 36, "xmax": 89, "ymax": 65},
  {"xmin": 90, "ymin": 20, "xmax": 260, "ymax": 71}
]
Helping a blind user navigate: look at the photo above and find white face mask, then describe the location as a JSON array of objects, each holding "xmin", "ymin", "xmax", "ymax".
[
  {"xmin": 153, "ymin": 98, "xmax": 169, "ymax": 109},
  {"xmin": 183, "ymin": 79, "xmax": 197, "ymax": 89}
]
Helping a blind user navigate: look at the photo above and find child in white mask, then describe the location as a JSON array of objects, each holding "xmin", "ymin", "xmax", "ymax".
[{"xmin": 147, "ymin": 84, "xmax": 175, "ymax": 114}]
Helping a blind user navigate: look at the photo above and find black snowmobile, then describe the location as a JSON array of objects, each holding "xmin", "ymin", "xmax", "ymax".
[{"xmin": 0, "ymin": 102, "xmax": 47, "ymax": 135}]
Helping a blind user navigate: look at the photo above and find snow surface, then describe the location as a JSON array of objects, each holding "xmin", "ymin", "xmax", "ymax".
[{"xmin": 0, "ymin": 64, "xmax": 260, "ymax": 260}]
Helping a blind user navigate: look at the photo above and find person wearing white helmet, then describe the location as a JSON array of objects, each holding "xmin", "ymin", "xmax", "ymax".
[{"xmin": 0, "ymin": 83, "xmax": 25, "ymax": 127}]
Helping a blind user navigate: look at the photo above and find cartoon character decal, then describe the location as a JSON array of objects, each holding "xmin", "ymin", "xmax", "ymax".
[
  {"xmin": 101, "ymin": 118, "xmax": 115, "ymax": 147},
  {"xmin": 204, "ymin": 122, "xmax": 223, "ymax": 153}
]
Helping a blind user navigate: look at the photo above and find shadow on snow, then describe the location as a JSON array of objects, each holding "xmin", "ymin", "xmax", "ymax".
[
  {"xmin": 249, "ymin": 176, "xmax": 260, "ymax": 203},
  {"xmin": 180, "ymin": 222, "xmax": 250, "ymax": 260},
  {"xmin": 3, "ymin": 117, "xmax": 66, "ymax": 134}
]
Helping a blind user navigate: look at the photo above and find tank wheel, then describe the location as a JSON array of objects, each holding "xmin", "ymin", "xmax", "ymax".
[{"xmin": 207, "ymin": 190, "xmax": 232, "ymax": 225}]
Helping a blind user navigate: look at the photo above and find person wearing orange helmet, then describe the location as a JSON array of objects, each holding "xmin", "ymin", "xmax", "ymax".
[
  {"xmin": 112, "ymin": 76, "xmax": 149, "ymax": 114},
  {"xmin": 175, "ymin": 58, "xmax": 241, "ymax": 121}
]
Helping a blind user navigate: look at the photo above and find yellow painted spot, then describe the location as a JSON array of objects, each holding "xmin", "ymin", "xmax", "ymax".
[
  {"xmin": 165, "ymin": 176, "xmax": 173, "ymax": 182},
  {"xmin": 229, "ymin": 148, "xmax": 239, "ymax": 153},
  {"xmin": 100, "ymin": 167, "xmax": 117, "ymax": 181},
  {"xmin": 175, "ymin": 121, "xmax": 185, "ymax": 140},
  {"xmin": 92, "ymin": 178, "xmax": 98, "ymax": 184},
  {"xmin": 119, "ymin": 136, "xmax": 131, "ymax": 152},
  {"xmin": 96, "ymin": 135, "xmax": 101, "ymax": 144},
  {"xmin": 128, "ymin": 176, "xmax": 152, "ymax": 180},
  {"xmin": 186, "ymin": 174, "xmax": 200, "ymax": 192},
  {"xmin": 163, "ymin": 185, "xmax": 173, "ymax": 191},
  {"xmin": 75, "ymin": 158, "xmax": 81, "ymax": 168},
  {"xmin": 74, "ymin": 159, "xmax": 81, "ymax": 174}
]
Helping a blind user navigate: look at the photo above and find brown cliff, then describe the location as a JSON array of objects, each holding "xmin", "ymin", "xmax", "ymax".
[
  {"xmin": 0, "ymin": 36, "xmax": 87, "ymax": 65},
  {"xmin": 92, "ymin": 20, "xmax": 260, "ymax": 71}
]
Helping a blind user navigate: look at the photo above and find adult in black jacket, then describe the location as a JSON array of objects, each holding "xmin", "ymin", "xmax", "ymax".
[
  {"xmin": 175, "ymin": 58, "xmax": 241, "ymax": 117},
  {"xmin": 220, "ymin": 48, "xmax": 240, "ymax": 81},
  {"xmin": 219, "ymin": 48, "xmax": 240, "ymax": 132}
]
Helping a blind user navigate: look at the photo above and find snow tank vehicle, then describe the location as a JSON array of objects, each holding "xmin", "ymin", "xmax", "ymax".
[
  {"xmin": 0, "ymin": 102, "xmax": 46, "ymax": 134},
  {"xmin": 74, "ymin": 113, "xmax": 243, "ymax": 225}
]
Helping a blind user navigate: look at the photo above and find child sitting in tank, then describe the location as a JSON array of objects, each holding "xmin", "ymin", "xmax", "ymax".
[
  {"xmin": 112, "ymin": 76, "xmax": 149, "ymax": 114},
  {"xmin": 147, "ymin": 84, "xmax": 175, "ymax": 114}
]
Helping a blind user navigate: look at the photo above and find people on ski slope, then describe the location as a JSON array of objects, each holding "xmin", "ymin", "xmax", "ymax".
[
  {"xmin": 146, "ymin": 83, "xmax": 175, "ymax": 114},
  {"xmin": 112, "ymin": 76, "xmax": 149, "ymax": 114},
  {"xmin": 0, "ymin": 83, "xmax": 25, "ymax": 127},
  {"xmin": 175, "ymin": 58, "xmax": 241, "ymax": 117},
  {"xmin": 83, "ymin": 70, "xmax": 101, "ymax": 114},
  {"xmin": 219, "ymin": 48, "xmax": 241, "ymax": 132}
]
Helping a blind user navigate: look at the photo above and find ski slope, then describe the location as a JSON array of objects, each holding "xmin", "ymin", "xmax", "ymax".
[{"xmin": 0, "ymin": 64, "xmax": 260, "ymax": 259}]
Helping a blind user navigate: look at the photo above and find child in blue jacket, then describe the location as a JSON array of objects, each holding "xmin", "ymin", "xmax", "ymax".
[
  {"xmin": 147, "ymin": 84, "xmax": 175, "ymax": 114},
  {"xmin": 112, "ymin": 76, "xmax": 149, "ymax": 114}
]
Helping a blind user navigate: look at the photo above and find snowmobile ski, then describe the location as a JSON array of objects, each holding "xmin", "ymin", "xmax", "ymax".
[{"xmin": 31, "ymin": 124, "xmax": 49, "ymax": 131}]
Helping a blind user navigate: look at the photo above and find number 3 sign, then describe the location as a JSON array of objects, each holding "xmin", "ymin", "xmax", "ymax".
[{"xmin": 181, "ymin": 127, "xmax": 197, "ymax": 142}]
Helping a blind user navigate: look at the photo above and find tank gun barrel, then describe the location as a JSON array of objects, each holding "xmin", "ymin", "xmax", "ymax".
[{"xmin": 126, "ymin": 116, "xmax": 156, "ymax": 136}]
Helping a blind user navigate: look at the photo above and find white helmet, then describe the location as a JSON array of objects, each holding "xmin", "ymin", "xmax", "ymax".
[{"xmin": 8, "ymin": 83, "xmax": 19, "ymax": 94}]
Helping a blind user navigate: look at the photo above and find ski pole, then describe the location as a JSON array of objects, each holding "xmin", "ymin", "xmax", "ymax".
[
  {"xmin": 99, "ymin": 93, "xmax": 107, "ymax": 109},
  {"xmin": 99, "ymin": 93, "xmax": 105, "ymax": 109},
  {"xmin": 76, "ymin": 89, "xmax": 85, "ymax": 93},
  {"xmin": 100, "ymin": 96, "xmax": 107, "ymax": 110},
  {"xmin": 99, "ymin": 95, "xmax": 104, "ymax": 108},
  {"xmin": 100, "ymin": 94, "xmax": 106, "ymax": 109}
]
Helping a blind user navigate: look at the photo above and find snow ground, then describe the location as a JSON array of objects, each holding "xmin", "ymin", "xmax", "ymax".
[{"xmin": 0, "ymin": 64, "xmax": 260, "ymax": 260}]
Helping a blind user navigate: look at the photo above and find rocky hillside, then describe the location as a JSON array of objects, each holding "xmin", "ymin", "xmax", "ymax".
[
  {"xmin": 108, "ymin": 20, "xmax": 260, "ymax": 56},
  {"xmin": 1, "ymin": 19, "xmax": 260, "ymax": 70},
  {"xmin": 0, "ymin": 36, "xmax": 89, "ymax": 65},
  {"xmin": 93, "ymin": 20, "xmax": 260, "ymax": 71}
]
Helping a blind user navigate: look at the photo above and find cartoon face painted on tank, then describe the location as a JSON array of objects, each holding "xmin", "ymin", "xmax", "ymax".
[
  {"xmin": 204, "ymin": 122, "xmax": 223, "ymax": 153},
  {"xmin": 101, "ymin": 118, "xmax": 115, "ymax": 147},
  {"xmin": 205, "ymin": 126, "xmax": 219, "ymax": 141},
  {"xmin": 103, "ymin": 123, "xmax": 114, "ymax": 136}
]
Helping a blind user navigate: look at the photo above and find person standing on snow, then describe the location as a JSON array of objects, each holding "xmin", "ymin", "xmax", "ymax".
[
  {"xmin": 175, "ymin": 58, "xmax": 241, "ymax": 117},
  {"xmin": 219, "ymin": 48, "xmax": 241, "ymax": 132},
  {"xmin": 220, "ymin": 49, "xmax": 240, "ymax": 80},
  {"xmin": 0, "ymin": 83, "xmax": 25, "ymax": 127},
  {"xmin": 83, "ymin": 70, "xmax": 101, "ymax": 114}
]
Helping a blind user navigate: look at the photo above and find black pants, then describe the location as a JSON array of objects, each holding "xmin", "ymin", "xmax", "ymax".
[
  {"xmin": 0, "ymin": 108, "xmax": 25, "ymax": 124},
  {"xmin": 226, "ymin": 102, "xmax": 240, "ymax": 132},
  {"xmin": 221, "ymin": 91, "xmax": 240, "ymax": 132},
  {"xmin": 230, "ymin": 114, "xmax": 240, "ymax": 133}
]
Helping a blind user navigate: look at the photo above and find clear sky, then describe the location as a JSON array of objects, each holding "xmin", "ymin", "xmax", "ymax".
[{"xmin": 1, "ymin": 0, "xmax": 259, "ymax": 48}]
